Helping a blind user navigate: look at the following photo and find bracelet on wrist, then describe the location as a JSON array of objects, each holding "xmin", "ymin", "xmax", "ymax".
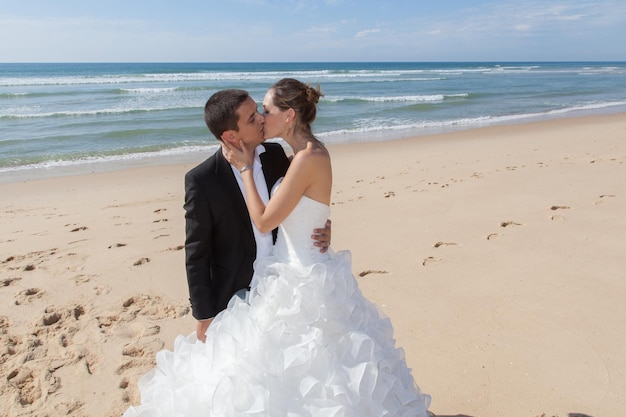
[{"xmin": 239, "ymin": 165, "xmax": 253, "ymax": 174}]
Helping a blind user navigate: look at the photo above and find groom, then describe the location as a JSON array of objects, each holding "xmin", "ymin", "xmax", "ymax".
[{"xmin": 184, "ymin": 89, "xmax": 331, "ymax": 342}]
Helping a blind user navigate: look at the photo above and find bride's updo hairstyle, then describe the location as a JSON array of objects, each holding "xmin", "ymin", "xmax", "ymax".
[{"xmin": 270, "ymin": 78, "xmax": 323, "ymax": 135}]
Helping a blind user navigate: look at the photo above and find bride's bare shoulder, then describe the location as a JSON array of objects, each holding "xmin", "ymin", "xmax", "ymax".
[{"xmin": 295, "ymin": 142, "xmax": 329, "ymax": 160}]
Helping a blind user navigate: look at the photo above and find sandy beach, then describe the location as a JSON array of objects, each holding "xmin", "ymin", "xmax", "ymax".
[{"xmin": 1, "ymin": 113, "xmax": 625, "ymax": 417}]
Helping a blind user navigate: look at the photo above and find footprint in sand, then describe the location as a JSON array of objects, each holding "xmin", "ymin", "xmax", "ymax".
[
  {"xmin": 2, "ymin": 277, "xmax": 22, "ymax": 287},
  {"xmin": 549, "ymin": 205, "xmax": 570, "ymax": 220},
  {"xmin": 500, "ymin": 221, "xmax": 522, "ymax": 228},
  {"xmin": 433, "ymin": 241, "xmax": 457, "ymax": 248},
  {"xmin": 110, "ymin": 294, "xmax": 188, "ymax": 403},
  {"xmin": 133, "ymin": 257, "xmax": 151, "ymax": 266},
  {"xmin": 422, "ymin": 256, "xmax": 439, "ymax": 266},
  {"xmin": 0, "ymin": 315, "xmax": 18, "ymax": 351},
  {"xmin": 488, "ymin": 221, "xmax": 521, "ymax": 239},
  {"xmin": 3, "ymin": 249, "xmax": 58, "ymax": 272},
  {"xmin": 384, "ymin": 191, "xmax": 395, "ymax": 198},
  {"xmin": 69, "ymin": 226, "xmax": 88, "ymax": 232},
  {"xmin": 3, "ymin": 303, "xmax": 94, "ymax": 409},
  {"xmin": 6, "ymin": 367, "xmax": 42, "ymax": 405},
  {"xmin": 358, "ymin": 270, "xmax": 389, "ymax": 277},
  {"xmin": 3, "ymin": 255, "xmax": 16, "ymax": 263},
  {"xmin": 36, "ymin": 304, "xmax": 86, "ymax": 329},
  {"xmin": 117, "ymin": 335, "xmax": 165, "ymax": 404},
  {"xmin": 73, "ymin": 274, "xmax": 97, "ymax": 285},
  {"xmin": 108, "ymin": 243, "xmax": 128, "ymax": 249},
  {"xmin": 32, "ymin": 308, "xmax": 101, "ymax": 377},
  {"xmin": 97, "ymin": 314, "xmax": 122, "ymax": 335},
  {"xmin": 121, "ymin": 294, "xmax": 189, "ymax": 321},
  {"xmin": 120, "ymin": 338, "xmax": 165, "ymax": 361},
  {"xmin": 15, "ymin": 287, "xmax": 44, "ymax": 305},
  {"xmin": 594, "ymin": 194, "xmax": 616, "ymax": 205}
]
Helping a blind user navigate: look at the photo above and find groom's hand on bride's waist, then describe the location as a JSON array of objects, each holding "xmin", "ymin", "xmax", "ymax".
[{"xmin": 312, "ymin": 219, "xmax": 332, "ymax": 253}]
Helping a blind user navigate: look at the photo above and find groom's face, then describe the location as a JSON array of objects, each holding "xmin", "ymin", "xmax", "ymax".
[{"xmin": 232, "ymin": 97, "xmax": 265, "ymax": 148}]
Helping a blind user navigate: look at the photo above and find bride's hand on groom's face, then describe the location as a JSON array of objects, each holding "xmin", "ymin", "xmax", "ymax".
[{"xmin": 222, "ymin": 140, "xmax": 254, "ymax": 171}]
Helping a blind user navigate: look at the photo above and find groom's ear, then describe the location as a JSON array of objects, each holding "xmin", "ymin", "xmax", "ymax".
[{"xmin": 221, "ymin": 130, "xmax": 237, "ymax": 144}]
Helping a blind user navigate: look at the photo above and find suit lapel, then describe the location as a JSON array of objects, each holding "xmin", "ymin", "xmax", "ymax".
[
  {"xmin": 215, "ymin": 151, "xmax": 254, "ymax": 236},
  {"xmin": 259, "ymin": 144, "xmax": 285, "ymax": 243},
  {"xmin": 259, "ymin": 144, "xmax": 283, "ymax": 194}
]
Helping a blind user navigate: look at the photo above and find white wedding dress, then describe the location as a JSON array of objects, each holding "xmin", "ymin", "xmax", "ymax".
[{"xmin": 124, "ymin": 190, "xmax": 431, "ymax": 417}]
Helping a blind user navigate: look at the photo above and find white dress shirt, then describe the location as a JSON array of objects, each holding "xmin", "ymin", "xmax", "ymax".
[{"xmin": 231, "ymin": 145, "xmax": 273, "ymax": 259}]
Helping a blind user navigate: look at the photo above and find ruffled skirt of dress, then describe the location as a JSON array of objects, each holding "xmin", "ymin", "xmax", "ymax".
[{"xmin": 123, "ymin": 250, "xmax": 431, "ymax": 417}]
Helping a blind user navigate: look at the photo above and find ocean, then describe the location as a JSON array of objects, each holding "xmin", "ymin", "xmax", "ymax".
[{"xmin": 1, "ymin": 62, "xmax": 625, "ymax": 177}]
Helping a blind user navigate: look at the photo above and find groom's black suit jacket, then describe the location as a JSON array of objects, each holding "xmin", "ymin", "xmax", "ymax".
[{"xmin": 184, "ymin": 142, "xmax": 290, "ymax": 320}]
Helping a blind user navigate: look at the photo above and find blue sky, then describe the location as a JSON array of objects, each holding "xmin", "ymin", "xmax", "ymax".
[{"xmin": 1, "ymin": 0, "xmax": 625, "ymax": 62}]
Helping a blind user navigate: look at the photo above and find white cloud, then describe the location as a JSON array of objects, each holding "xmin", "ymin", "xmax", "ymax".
[
  {"xmin": 355, "ymin": 28, "xmax": 380, "ymax": 39},
  {"xmin": 556, "ymin": 14, "xmax": 587, "ymax": 21}
]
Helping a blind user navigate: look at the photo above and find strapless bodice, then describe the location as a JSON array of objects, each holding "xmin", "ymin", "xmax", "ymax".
[{"xmin": 272, "ymin": 195, "xmax": 330, "ymax": 266}]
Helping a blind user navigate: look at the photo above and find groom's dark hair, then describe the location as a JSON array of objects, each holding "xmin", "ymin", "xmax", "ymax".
[{"xmin": 204, "ymin": 89, "xmax": 250, "ymax": 141}]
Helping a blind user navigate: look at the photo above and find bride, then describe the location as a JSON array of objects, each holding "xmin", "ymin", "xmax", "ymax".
[{"xmin": 123, "ymin": 78, "xmax": 432, "ymax": 417}]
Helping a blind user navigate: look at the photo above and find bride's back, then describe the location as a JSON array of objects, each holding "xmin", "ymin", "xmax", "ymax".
[{"xmin": 295, "ymin": 142, "xmax": 332, "ymax": 207}]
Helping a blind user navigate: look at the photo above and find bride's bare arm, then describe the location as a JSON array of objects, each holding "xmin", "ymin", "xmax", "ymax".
[
  {"xmin": 223, "ymin": 140, "xmax": 330, "ymax": 234},
  {"xmin": 241, "ymin": 150, "xmax": 323, "ymax": 233}
]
